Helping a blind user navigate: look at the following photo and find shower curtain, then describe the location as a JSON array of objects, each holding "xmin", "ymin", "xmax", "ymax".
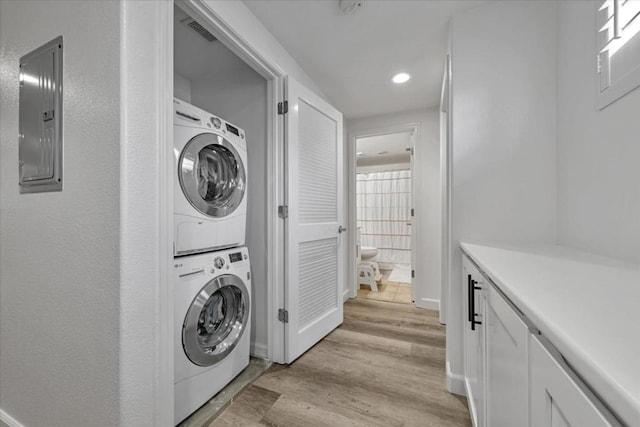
[{"xmin": 356, "ymin": 169, "xmax": 411, "ymax": 270}]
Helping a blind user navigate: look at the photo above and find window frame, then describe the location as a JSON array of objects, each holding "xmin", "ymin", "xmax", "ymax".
[{"xmin": 596, "ymin": 0, "xmax": 640, "ymax": 109}]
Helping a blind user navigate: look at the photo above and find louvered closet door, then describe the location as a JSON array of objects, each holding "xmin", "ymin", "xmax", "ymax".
[{"xmin": 285, "ymin": 76, "xmax": 344, "ymax": 363}]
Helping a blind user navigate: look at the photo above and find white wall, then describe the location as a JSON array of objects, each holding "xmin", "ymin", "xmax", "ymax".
[
  {"xmin": 189, "ymin": 60, "xmax": 270, "ymax": 359},
  {"xmin": 174, "ymin": 73, "xmax": 192, "ymax": 102},
  {"xmin": 348, "ymin": 108, "xmax": 442, "ymax": 309},
  {"xmin": 447, "ymin": 1, "xmax": 558, "ymax": 391},
  {"xmin": 556, "ymin": 1, "xmax": 640, "ymax": 264},
  {"xmin": 0, "ymin": 1, "xmax": 121, "ymax": 425},
  {"xmin": 202, "ymin": 0, "xmax": 326, "ymax": 98}
]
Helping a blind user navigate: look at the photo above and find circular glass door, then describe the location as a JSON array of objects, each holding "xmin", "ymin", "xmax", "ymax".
[
  {"xmin": 182, "ymin": 274, "xmax": 250, "ymax": 366},
  {"xmin": 178, "ymin": 133, "xmax": 246, "ymax": 218}
]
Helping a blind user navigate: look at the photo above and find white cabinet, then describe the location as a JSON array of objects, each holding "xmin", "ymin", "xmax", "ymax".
[
  {"xmin": 462, "ymin": 257, "xmax": 486, "ymax": 427},
  {"xmin": 529, "ymin": 335, "xmax": 621, "ymax": 427},
  {"xmin": 461, "ymin": 252, "xmax": 623, "ymax": 427},
  {"xmin": 485, "ymin": 285, "xmax": 529, "ymax": 427},
  {"xmin": 463, "ymin": 255, "xmax": 529, "ymax": 427}
]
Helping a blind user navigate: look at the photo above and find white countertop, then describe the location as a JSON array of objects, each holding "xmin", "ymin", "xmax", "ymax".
[{"xmin": 460, "ymin": 242, "xmax": 640, "ymax": 426}]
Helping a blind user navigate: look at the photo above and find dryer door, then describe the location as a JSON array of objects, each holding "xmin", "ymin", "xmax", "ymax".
[
  {"xmin": 178, "ymin": 133, "xmax": 246, "ymax": 218},
  {"xmin": 182, "ymin": 274, "xmax": 250, "ymax": 366}
]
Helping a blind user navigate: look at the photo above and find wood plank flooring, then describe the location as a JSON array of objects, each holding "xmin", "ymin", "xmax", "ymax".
[{"xmin": 210, "ymin": 298, "xmax": 471, "ymax": 427}]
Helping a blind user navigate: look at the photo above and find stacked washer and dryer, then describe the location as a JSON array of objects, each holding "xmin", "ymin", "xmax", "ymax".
[{"xmin": 172, "ymin": 98, "xmax": 252, "ymax": 424}]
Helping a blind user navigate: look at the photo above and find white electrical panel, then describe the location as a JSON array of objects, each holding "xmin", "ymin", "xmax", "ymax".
[{"xmin": 19, "ymin": 36, "xmax": 63, "ymax": 193}]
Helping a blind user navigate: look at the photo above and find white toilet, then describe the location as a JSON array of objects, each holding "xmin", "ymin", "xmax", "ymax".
[
  {"xmin": 357, "ymin": 230, "xmax": 382, "ymax": 291},
  {"xmin": 360, "ymin": 246, "xmax": 378, "ymax": 262}
]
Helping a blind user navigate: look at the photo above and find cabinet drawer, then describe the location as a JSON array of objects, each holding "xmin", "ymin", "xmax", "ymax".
[{"xmin": 529, "ymin": 335, "xmax": 621, "ymax": 427}]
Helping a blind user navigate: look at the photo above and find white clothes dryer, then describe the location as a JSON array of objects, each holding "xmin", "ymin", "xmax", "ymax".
[
  {"xmin": 174, "ymin": 246, "xmax": 251, "ymax": 425},
  {"xmin": 173, "ymin": 99, "xmax": 248, "ymax": 256}
]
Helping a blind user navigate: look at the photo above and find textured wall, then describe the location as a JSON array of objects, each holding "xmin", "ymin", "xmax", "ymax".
[{"xmin": 0, "ymin": 1, "xmax": 121, "ymax": 425}]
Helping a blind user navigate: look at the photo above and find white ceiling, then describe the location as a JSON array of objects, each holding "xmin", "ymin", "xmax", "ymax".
[
  {"xmin": 356, "ymin": 131, "xmax": 412, "ymax": 167},
  {"xmin": 244, "ymin": 0, "xmax": 484, "ymax": 119}
]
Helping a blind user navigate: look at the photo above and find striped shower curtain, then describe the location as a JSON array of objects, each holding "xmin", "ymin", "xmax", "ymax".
[{"xmin": 356, "ymin": 169, "xmax": 411, "ymax": 270}]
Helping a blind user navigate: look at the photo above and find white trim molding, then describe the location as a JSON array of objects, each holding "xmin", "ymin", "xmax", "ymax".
[
  {"xmin": 0, "ymin": 409, "xmax": 25, "ymax": 427},
  {"xmin": 446, "ymin": 361, "xmax": 466, "ymax": 396},
  {"xmin": 250, "ymin": 342, "xmax": 269, "ymax": 359},
  {"xmin": 417, "ymin": 297, "xmax": 440, "ymax": 312}
]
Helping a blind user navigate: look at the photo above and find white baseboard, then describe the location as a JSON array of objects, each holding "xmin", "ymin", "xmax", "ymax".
[
  {"xmin": 446, "ymin": 361, "xmax": 466, "ymax": 396},
  {"xmin": 417, "ymin": 297, "xmax": 440, "ymax": 311},
  {"xmin": 0, "ymin": 409, "xmax": 25, "ymax": 427},
  {"xmin": 343, "ymin": 288, "xmax": 350, "ymax": 302},
  {"xmin": 250, "ymin": 342, "xmax": 269, "ymax": 359}
]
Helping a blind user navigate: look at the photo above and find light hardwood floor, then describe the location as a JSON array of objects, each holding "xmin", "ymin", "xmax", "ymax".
[{"xmin": 210, "ymin": 298, "xmax": 471, "ymax": 427}]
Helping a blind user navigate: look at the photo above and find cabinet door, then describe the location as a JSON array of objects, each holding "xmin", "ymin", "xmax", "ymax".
[
  {"xmin": 485, "ymin": 286, "xmax": 529, "ymax": 427},
  {"xmin": 462, "ymin": 256, "xmax": 485, "ymax": 427},
  {"xmin": 530, "ymin": 335, "xmax": 621, "ymax": 427}
]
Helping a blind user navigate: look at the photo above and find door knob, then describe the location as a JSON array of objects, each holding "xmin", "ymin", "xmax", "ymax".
[{"xmin": 338, "ymin": 225, "xmax": 347, "ymax": 233}]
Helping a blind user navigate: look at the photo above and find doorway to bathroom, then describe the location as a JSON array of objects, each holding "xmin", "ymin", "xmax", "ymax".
[{"xmin": 354, "ymin": 130, "xmax": 415, "ymax": 305}]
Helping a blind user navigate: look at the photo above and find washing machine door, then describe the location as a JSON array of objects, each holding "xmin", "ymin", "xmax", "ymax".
[
  {"xmin": 178, "ymin": 133, "xmax": 246, "ymax": 218},
  {"xmin": 183, "ymin": 274, "xmax": 250, "ymax": 366}
]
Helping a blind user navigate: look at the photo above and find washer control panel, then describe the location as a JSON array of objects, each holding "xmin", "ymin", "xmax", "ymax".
[{"xmin": 174, "ymin": 246, "xmax": 250, "ymax": 280}]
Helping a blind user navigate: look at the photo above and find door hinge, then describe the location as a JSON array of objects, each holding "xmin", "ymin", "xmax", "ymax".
[
  {"xmin": 278, "ymin": 204, "xmax": 289, "ymax": 219},
  {"xmin": 597, "ymin": 54, "xmax": 601, "ymax": 74},
  {"xmin": 278, "ymin": 101, "xmax": 288, "ymax": 115},
  {"xmin": 412, "ymin": 269, "xmax": 415, "ymax": 278},
  {"xmin": 411, "ymin": 208, "xmax": 414, "ymax": 217},
  {"xmin": 278, "ymin": 308, "xmax": 289, "ymax": 323}
]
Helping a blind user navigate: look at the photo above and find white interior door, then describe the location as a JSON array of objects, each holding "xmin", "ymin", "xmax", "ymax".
[{"xmin": 284, "ymin": 76, "xmax": 344, "ymax": 363}]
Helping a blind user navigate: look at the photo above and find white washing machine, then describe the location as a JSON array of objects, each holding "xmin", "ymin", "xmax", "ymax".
[
  {"xmin": 173, "ymin": 99, "xmax": 248, "ymax": 256},
  {"xmin": 174, "ymin": 247, "xmax": 251, "ymax": 425}
]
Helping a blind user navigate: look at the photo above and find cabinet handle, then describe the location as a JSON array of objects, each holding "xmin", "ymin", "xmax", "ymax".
[
  {"xmin": 467, "ymin": 274, "xmax": 473, "ymax": 324},
  {"xmin": 471, "ymin": 279, "xmax": 483, "ymax": 331}
]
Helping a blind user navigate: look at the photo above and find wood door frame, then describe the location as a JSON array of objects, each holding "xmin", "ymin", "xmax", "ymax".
[{"xmin": 347, "ymin": 123, "xmax": 419, "ymax": 301}]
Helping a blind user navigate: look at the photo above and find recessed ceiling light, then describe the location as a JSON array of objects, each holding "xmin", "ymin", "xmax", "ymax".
[
  {"xmin": 356, "ymin": 151, "xmax": 365, "ymax": 157},
  {"xmin": 392, "ymin": 73, "xmax": 411, "ymax": 84}
]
